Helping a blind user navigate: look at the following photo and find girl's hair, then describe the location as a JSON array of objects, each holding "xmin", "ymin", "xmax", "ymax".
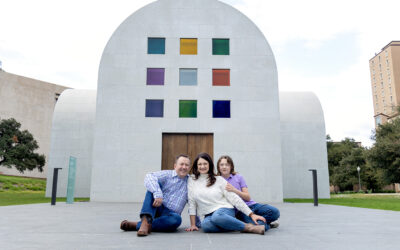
[
  {"xmin": 191, "ymin": 152, "xmax": 216, "ymax": 187},
  {"xmin": 217, "ymin": 155, "xmax": 237, "ymax": 176}
]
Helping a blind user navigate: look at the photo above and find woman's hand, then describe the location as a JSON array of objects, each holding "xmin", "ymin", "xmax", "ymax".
[
  {"xmin": 250, "ymin": 213, "xmax": 266, "ymax": 225},
  {"xmin": 225, "ymin": 183, "xmax": 237, "ymax": 193},
  {"xmin": 185, "ymin": 225, "xmax": 199, "ymax": 232}
]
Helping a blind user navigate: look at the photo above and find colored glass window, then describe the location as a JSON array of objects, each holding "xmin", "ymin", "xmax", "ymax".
[
  {"xmin": 213, "ymin": 39, "xmax": 229, "ymax": 55},
  {"xmin": 147, "ymin": 68, "xmax": 164, "ymax": 85},
  {"xmin": 213, "ymin": 100, "xmax": 230, "ymax": 118},
  {"xmin": 179, "ymin": 100, "xmax": 197, "ymax": 118},
  {"xmin": 180, "ymin": 38, "xmax": 197, "ymax": 55},
  {"xmin": 179, "ymin": 69, "xmax": 197, "ymax": 86},
  {"xmin": 148, "ymin": 38, "xmax": 165, "ymax": 54},
  {"xmin": 212, "ymin": 69, "xmax": 230, "ymax": 86},
  {"xmin": 146, "ymin": 100, "xmax": 164, "ymax": 117}
]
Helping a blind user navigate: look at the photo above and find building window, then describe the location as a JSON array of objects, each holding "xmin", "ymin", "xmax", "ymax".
[
  {"xmin": 381, "ymin": 82, "xmax": 384, "ymax": 88},
  {"xmin": 147, "ymin": 68, "xmax": 165, "ymax": 85},
  {"xmin": 212, "ymin": 39, "xmax": 229, "ymax": 55},
  {"xmin": 213, "ymin": 100, "xmax": 231, "ymax": 118},
  {"xmin": 179, "ymin": 100, "xmax": 197, "ymax": 117},
  {"xmin": 146, "ymin": 100, "xmax": 164, "ymax": 117},
  {"xmin": 380, "ymin": 73, "xmax": 383, "ymax": 80},
  {"xmin": 179, "ymin": 69, "xmax": 197, "ymax": 86},
  {"xmin": 55, "ymin": 93, "xmax": 61, "ymax": 102},
  {"xmin": 376, "ymin": 116, "xmax": 382, "ymax": 125},
  {"xmin": 212, "ymin": 69, "xmax": 230, "ymax": 86},
  {"xmin": 148, "ymin": 38, "xmax": 165, "ymax": 54},
  {"xmin": 379, "ymin": 64, "xmax": 382, "ymax": 71},
  {"xmin": 390, "ymin": 96, "xmax": 393, "ymax": 102},
  {"xmin": 180, "ymin": 38, "xmax": 197, "ymax": 55}
]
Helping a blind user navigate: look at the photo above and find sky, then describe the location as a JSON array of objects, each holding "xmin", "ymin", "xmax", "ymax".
[{"xmin": 1, "ymin": 0, "xmax": 399, "ymax": 147}]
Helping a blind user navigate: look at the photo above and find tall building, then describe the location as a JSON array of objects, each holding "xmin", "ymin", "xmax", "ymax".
[{"xmin": 369, "ymin": 41, "xmax": 400, "ymax": 126}]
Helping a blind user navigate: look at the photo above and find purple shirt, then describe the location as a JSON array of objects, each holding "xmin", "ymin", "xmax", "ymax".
[{"xmin": 224, "ymin": 174, "xmax": 256, "ymax": 206}]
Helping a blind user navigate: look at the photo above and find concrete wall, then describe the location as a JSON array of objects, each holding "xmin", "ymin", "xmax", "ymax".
[
  {"xmin": 91, "ymin": 0, "xmax": 283, "ymax": 202},
  {"xmin": 0, "ymin": 70, "xmax": 68, "ymax": 178},
  {"xmin": 45, "ymin": 89, "xmax": 96, "ymax": 197},
  {"xmin": 280, "ymin": 92, "xmax": 330, "ymax": 198}
]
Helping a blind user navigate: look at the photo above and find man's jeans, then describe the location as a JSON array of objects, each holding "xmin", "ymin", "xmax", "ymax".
[
  {"xmin": 136, "ymin": 191, "xmax": 182, "ymax": 232},
  {"xmin": 201, "ymin": 208, "xmax": 245, "ymax": 233},
  {"xmin": 237, "ymin": 203, "xmax": 280, "ymax": 231}
]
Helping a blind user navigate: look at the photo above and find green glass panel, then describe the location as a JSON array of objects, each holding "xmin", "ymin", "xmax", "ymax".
[
  {"xmin": 213, "ymin": 39, "xmax": 229, "ymax": 55},
  {"xmin": 179, "ymin": 100, "xmax": 197, "ymax": 118}
]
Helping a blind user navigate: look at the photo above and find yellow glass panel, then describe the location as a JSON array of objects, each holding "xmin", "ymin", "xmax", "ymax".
[{"xmin": 180, "ymin": 38, "xmax": 197, "ymax": 55}]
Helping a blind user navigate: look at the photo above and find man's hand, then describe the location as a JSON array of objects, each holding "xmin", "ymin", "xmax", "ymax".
[
  {"xmin": 225, "ymin": 183, "xmax": 236, "ymax": 192},
  {"xmin": 250, "ymin": 213, "xmax": 266, "ymax": 225},
  {"xmin": 153, "ymin": 198, "xmax": 163, "ymax": 207},
  {"xmin": 185, "ymin": 225, "xmax": 199, "ymax": 232}
]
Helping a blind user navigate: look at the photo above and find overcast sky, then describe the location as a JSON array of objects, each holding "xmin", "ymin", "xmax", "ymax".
[{"xmin": 1, "ymin": 0, "xmax": 399, "ymax": 146}]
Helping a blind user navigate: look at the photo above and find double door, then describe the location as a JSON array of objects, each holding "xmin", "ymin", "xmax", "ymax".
[{"xmin": 161, "ymin": 133, "xmax": 213, "ymax": 170}]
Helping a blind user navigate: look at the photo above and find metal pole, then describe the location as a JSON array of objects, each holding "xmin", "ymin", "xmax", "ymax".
[
  {"xmin": 51, "ymin": 168, "xmax": 62, "ymax": 205},
  {"xmin": 309, "ymin": 169, "xmax": 318, "ymax": 206},
  {"xmin": 358, "ymin": 171, "xmax": 361, "ymax": 192}
]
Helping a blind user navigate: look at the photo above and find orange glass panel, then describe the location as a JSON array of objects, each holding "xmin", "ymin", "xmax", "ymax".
[{"xmin": 212, "ymin": 69, "xmax": 230, "ymax": 86}]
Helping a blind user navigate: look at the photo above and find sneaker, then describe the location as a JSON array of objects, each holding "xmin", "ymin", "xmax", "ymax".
[{"xmin": 270, "ymin": 222, "xmax": 279, "ymax": 229}]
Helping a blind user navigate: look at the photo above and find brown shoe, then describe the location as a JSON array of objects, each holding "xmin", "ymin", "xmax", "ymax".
[
  {"xmin": 137, "ymin": 216, "xmax": 152, "ymax": 237},
  {"xmin": 241, "ymin": 223, "xmax": 265, "ymax": 235},
  {"xmin": 120, "ymin": 220, "xmax": 138, "ymax": 231}
]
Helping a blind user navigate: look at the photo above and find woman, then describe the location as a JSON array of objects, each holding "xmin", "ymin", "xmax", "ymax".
[
  {"xmin": 185, "ymin": 152, "xmax": 266, "ymax": 234},
  {"xmin": 217, "ymin": 155, "xmax": 280, "ymax": 231}
]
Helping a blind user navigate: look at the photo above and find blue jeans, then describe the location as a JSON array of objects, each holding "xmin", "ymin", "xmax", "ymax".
[
  {"xmin": 136, "ymin": 191, "xmax": 182, "ymax": 232},
  {"xmin": 201, "ymin": 208, "xmax": 245, "ymax": 233},
  {"xmin": 237, "ymin": 203, "xmax": 280, "ymax": 231}
]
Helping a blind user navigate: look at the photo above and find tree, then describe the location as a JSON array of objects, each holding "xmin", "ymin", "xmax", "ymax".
[
  {"xmin": 0, "ymin": 118, "xmax": 45, "ymax": 173},
  {"xmin": 368, "ymin": 118, "xmax": 400, "ymax": 184}
]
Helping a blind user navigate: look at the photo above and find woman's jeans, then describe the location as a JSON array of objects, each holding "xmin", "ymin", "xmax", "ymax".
[
  {"xmin": 237, "ymin": 203, "xmax": 280, "ymax": 231},
  {"xmin": 201, "ymin": 208, "xmax": 245, "ymax": 233},
  {"xmin": 136, "ymin": 191, "xmax": 182, "ymax": 232}
]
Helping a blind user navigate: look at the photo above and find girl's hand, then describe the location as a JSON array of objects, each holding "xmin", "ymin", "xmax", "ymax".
[
  {"xmin": 185, "ymin": 225, "xmax": 199, "ymax": 232},
  {"xmin": 250, "ymin": 213, "xmax": 266, "ymax": 225},
  {"xmin": 225, "ymin": 183, "xmax": 236, "ymax": 192}
]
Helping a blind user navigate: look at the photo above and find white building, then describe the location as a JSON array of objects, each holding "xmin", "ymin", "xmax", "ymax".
[{"xmin": 46, "ymin": 0, "xmax": 330, "ymax": 201}]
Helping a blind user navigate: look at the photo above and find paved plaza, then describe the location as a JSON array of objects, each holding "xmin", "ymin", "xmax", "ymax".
[{"xmin": 1, "ymin": 201, "xmax": 399, "ymax": 250}]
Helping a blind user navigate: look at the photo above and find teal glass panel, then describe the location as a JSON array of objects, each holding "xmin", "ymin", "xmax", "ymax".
[
  {"xmin": 66, "ymin": 156, "xmax": 77, "ymax": 204},
  {"xmin": 179, "ymin": 100, "xmax": 197, "ymax": 118},
  {"xmin": 179, "ymin": 69, "xmax": 197, "ymax": 86},
  {"xmin": 148, "ymin": 38, "xmax": 165, "ymax": 54},
  {"xmin": 213, "ymin": 39, "xmax": 229, "ymax": 55}
]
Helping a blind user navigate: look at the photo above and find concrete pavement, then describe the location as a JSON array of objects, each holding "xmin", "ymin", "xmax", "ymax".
[{"xmin": 1, "ymin": 202, "xmax": 399, "ymax": 250}]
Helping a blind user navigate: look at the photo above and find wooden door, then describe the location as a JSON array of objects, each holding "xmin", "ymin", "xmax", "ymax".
[{"xmin": 162, "ymin": 133, "xmax": 213, "ymax": 170}]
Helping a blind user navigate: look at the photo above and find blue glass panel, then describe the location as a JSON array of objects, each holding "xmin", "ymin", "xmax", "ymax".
[
  {"xmin": 213, "ymin": 100, "xmax": 230, "ymax": 118},
  {"xmin": 146, "ymin": 100, "xmax": 164, "ymax": 117},
  {"xmin": 148, "ymin": 38, "xmax": 165, "ymax": 54},
  {"xmin": 179, "ymin": 69, "xmax": 197, "ymax": 86}
]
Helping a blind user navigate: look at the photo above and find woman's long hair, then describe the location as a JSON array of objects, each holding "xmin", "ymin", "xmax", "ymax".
[
  {"xmin": 190, "ymin": 152, "xmax": 216, "ymax": 187},
  {"xmin": 217, "ymin": 155, "xmax": 237, "ymax": 176}
]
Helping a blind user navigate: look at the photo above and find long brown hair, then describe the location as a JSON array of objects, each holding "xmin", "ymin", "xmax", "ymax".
[
  {"xmin": 190, "ymin": 152, "xmax": 216, "ymax": 187},
  {"xmin": 217, "ymin": 155, "xmax": 237, "ymax": 176}
]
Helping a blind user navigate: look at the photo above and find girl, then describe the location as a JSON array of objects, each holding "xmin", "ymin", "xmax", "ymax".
[{"xmin": 217, "ymin": 155, "xmax": 280, "ymax": 231}]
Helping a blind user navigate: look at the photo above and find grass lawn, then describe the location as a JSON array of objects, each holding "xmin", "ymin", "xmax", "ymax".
[
  {"xmin": 0, "ymin": 174, "xmax": 89, "ymax": 206},
  {"xmin": 284, "ymin": 193, "xmax": 400, "ymax": 211}
]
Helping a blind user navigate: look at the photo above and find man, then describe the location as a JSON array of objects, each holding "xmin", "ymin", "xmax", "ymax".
[{"xmin": 120, "ymin": 154, "xmax": 190, "ymax": 236}]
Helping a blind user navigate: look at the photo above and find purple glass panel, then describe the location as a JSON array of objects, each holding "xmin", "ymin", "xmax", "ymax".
[{"xmin": 147, "ymin": 68, "xmax": 165, "ymax": 85}]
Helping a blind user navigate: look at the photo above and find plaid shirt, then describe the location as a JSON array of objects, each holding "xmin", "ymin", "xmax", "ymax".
[{"xmin": 144, "ymin": 170, "xmax": 188, "ymax": 214}]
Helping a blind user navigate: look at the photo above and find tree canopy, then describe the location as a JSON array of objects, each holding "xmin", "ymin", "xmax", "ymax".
[
  {"xmin": 368, "ymin": 118, "xmax": 400, "ymax": 184},
  {"xmin": 0, "ymin": 118, "xmax": 45, "ymax": 173}
]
